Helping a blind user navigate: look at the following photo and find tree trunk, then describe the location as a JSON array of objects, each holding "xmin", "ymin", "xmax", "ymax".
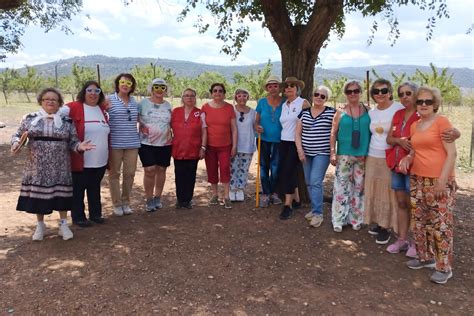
[
  {"xmin": 23, "ymin": 90, "xmax": 31, "ymax": 103},
  {"xmin": 2, "ymin": 89, "xmax": 8, "ymax": 104}
]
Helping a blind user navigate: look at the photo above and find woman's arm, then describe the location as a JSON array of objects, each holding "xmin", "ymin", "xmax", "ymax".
[
  {"xmin": 302, "ymin": 99, "xmax": 311, "ymax": 110},
  {"xmin": 441, "ymin": 127, "xmax": 461, "ymax": 143},
  {"xmin": 200, "ymin": 126, "xmax": 208, "ymax": 159},
  {"xmin": 433, "ymin": 140, "xmax": 457, "ymax": 199},
  {"xmin": 329, "ymin": 110, "xmax": 341, "ymax": 166},
  {"xmin": 295, "ymin": 120, "xmax": 305, "ymax": 162},
  {"xmin": 230, "ymin": 117, "xmax": 237, "ymax": 158},
  {"xmin": 386, "ymin": 121, "xmax": 411, "ymax": 151},
  {"xmin": 255, "ymin": 112, "xmax": 263, "ymax": 134}
]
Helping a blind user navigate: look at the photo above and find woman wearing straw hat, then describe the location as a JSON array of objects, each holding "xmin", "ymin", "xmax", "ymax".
[
  {"xmin": 277, "ymin": 77, "xmax": 309, "ymax": 220},
  {"xmin": 255, "ymin": 75, "xmax": 284, "ymax": 207}
]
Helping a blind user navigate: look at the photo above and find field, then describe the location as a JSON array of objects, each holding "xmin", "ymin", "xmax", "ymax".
[{"xmin": 0, "ymin": 95, "xmax": 473, "ymax": 314}]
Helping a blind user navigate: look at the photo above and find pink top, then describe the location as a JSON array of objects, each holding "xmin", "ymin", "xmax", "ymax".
[{"xmin": 202, "ymin": 102, "xmax": 235, "ymax": 147}]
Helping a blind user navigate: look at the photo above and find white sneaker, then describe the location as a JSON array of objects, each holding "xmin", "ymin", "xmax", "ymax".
[
  {"xmin": 236, "ymin": 190, "xmax": 245, "ymax": 201},
  {"xmin": 333, "ymin": 225, "xmax": 343, "ymax": 233},
  {"xmin": 310, "ymin": 215, "xmax": 324, "ymax": 227},
  {"xmin": 304, "ymin": 211, "xmax": 315, "ymax": 221},
  {"xmin": 32, "ymin": 222, "xmax": 46, "ymax": 241},
  {"xmin": 122, "ymin": 205, "xmax": 133, "ymax": 215},
  {"xmin": 229, "ymin": 190, "xmax": 237, "ymax": 202},
  {"xmin": 113, "ymin": 206, "xmax": 124, "ymax": 216},
  {"xmin": 58, "ymin": 222, "xmax": 73, "ymax": 240}
]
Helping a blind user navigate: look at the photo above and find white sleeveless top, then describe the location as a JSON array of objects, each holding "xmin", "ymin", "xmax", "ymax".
[{"xmin": 280, "ymin": 96, "xmax": 304, "ymax": 141}]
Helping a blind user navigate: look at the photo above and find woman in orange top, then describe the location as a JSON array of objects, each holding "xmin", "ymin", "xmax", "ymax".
[
  {"xmin": 399, "ymin": 86, "xmax": 457, "ymax": 285},
  {"xmin": 201, "ymin": 83, "xmax": 237, "ymax": 209}
]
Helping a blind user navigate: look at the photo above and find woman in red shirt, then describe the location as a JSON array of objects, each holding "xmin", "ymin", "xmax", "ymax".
[
  {"xmin": 171, "ymin": 88, "xmax": 207, "ymax": 209},
  {"xmin": 201, "ymin": 83, "xmax": 237, "ymax": 209}
]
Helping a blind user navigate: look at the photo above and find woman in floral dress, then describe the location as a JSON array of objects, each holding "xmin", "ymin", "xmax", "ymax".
[{"xmin": 11, "ymin": 88, "xmax": 95, "ymax": 241}]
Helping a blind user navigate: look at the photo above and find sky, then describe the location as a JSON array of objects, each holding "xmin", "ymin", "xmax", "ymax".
[{"xmin": 3, "ymin": 0, "xmax": 474, "ymax": 70}]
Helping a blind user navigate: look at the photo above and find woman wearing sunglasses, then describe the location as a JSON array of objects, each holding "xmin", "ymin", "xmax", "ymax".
[
  {"xmin": 385, "ymin": 83, "xmax": 460, "ymax": 257},
  {"xmin": 330, "ymin": 80, "xmax": 370, "ymax": 232},
  {"xmin": 295, "ymin": 85, "xmax": 336, "ymax": 228},
  {"xmin": 255, "ymin": 75, "xmax": 284, "ymax": 208},
  {"xmin": 230, "ymin": 88, "xmax": 256, "ymax": 202},
  {"xmin": 277, "ymin": 77, "xmax": 308, "ymax": 220},
  {"xmin": 171, "ymin": 88, "xmax": 207, "ymax": 209},
  {"xmin": 64, "ymin": 81, "xmax": 109, "ymax": 227},
  {"xmin": 364, "ymin": 78, "xmax": 404, "ymax": 244},
  {"xmin": 399, "ymin": 87, "xmax": 457, "ymax": 284},
  {"xmin": 107, "ymin": 73, "xmax": 140, "ymax": 217},
  {"xmin": 137, "ymin": 78, "xmax": 172, "ymax": 212},
  {"xmin": 202, "ymin": 83, "xmax": 237, "ymax": 209}
]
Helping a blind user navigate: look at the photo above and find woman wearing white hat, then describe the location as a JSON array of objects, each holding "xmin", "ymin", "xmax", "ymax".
[
  {"xmin": 255, "ymin": 75, "xmax": 284, "ymax": 207},
  {"xmin": 137, "ymin": 78, "xmax": 173, "ymax": 212}
]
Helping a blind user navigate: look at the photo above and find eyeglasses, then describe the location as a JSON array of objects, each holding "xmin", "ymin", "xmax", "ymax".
[
  {"xmin": 119, "ymin": 79, "xmax": 133, "ymax": 87},
  {"xmin": 285, "ymin": 83, "xmax": 296, "ymax": 88},
  {"xmin": 86, "ymin": 88, "xmax": 101, "ymax": 94},
  {"xmin": 345, "ymin": 89, "xmax": 360, "ymax": 95},
  {"xmin": 313, "ymin": 92, "xmax": 326, "ymax": 100},
  {"xmin": 126, "ymin": 108, "xmax": 132, "ymax": 121},
  {"xmin": 42, "ymin": 98, "xmax": 59, "ymax": 103},
  {"xmin": 212, "ymin": 88, "xmax": 224, "ymax": 93},
  {"xmin": 152, "ymin": 85, "xmax": 167, "ymax": 93},
  {"xmin": 372, "ymin": 87, "xmax": 389, "ymax": 95},
  {"xmin": 398, "ymin": 91, "xmax": 412, "ymax": 98},
  {"xmin": 266, "ymin": 83, "xmax": 279, "ymax": 89},
  {"xmin": 238, "ymin": 112, "xmax": 245, "ymax": 122},
  {"xmin": 416, "ymin": 99, "xmax": 434, "ymax": 106}
]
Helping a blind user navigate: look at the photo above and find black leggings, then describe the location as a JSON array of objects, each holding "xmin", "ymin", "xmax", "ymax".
[{"xmin": 278, "ymin": 141, "xmax": 300, "ymax": 195}]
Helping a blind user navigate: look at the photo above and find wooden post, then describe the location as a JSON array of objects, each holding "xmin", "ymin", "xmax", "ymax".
[
  {"xmin": 471, "ymin": 105, "xmax": 473, "ymax": 167},
  {"xmin": 96, "ymin": 64, "xmax": 101, "ymax": 86},
  {"xmin": 366, "ymin": 70, "xmax": 370, "ymax": 107}
]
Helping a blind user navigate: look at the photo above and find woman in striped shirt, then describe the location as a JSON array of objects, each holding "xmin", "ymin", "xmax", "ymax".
[{"xmin": 295, "ymin": 86, "xmax": 336, "ymax": 228}]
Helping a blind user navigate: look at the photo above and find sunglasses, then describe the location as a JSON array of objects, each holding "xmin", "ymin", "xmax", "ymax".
[
  {"xmin": 416, "ymin": 99, "xmax": 434, "ymax": 106},
  {"xmin": 345, "ymin": 89, "xmax": 360, "ymax": 95},
  {"xmin": 372, "ymin": 87, "xmax": 389, "ymax": 95},
  {"xmin": 152, "ymin": 85, "xmax": 167, "ymax": 92},
  {"xmin": 398, "ymin": 91, "xmax": 412, "ymax": 98},
  {"xmin": 313, "ymin": 92, "xmax": 326, "ymax": 100},
  {"xmin": 126, "ymin": 108, "xmax": 132, "ymax": 121},
  {"xmin": 212, "ymin": 88, "xmax": 224, "ymax": 93},
  {"xmin": 86, "ymin": 88, "xmax": 101, "ymax": 94},
  {"xmin": 285, "ymin": 83, "xmax": 296, "ymax": 88},
  {"xmin": 266, "ymin": 83, "xmax": 279, "ymax": 89},
  {"xmin": 119, "ymin": 79, "xmax": 133, "ymax": 87},
  {"xmin": 238, "ymin": 112, "xmax": 245, "ymax": 122}
]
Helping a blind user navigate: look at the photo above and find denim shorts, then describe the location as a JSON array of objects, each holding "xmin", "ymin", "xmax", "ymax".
[{"xmin": 391, "ymin": 171, "xmax": 410, "ymax": 193}]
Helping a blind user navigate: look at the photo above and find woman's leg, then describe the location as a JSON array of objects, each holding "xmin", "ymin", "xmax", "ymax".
[
  {"xmin": 108, "ymin": 149, "xmax": 124, "ymax": 207},
  {"xmin": 85, "ymin": 167, "xmax": 106, "ymax": 220},
  {"xmin": 121, "ymin": 148, "xmax": 138, "ymax": 207},
  {"xmin": 143, "ymin": 165, "xmax": 157, "ymax": 200},
  {"xmin": 332, "ymin": 155, "xmax": 352, "ymax": 228},
  {"xmin": 348, "ymin": 156, "xmax": 366, "ymax": 227}
]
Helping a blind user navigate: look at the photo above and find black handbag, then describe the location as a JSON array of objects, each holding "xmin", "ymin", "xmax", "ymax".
[{"xmin": 351, "ymin": 130, "xmax": 360, "ymax": 149}]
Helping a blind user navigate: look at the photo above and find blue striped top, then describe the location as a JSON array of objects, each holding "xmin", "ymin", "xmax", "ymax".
[
  {"xmin": 298, "ymin": 106, "xmax": 336, "ymax": 156},
  {"xmin": 108, "ymin": 93, "xmax": 140, "ymax": 149}
]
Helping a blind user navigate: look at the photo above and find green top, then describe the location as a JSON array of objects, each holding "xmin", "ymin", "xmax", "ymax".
[{"xmin": 337, "ymin": 110, "xmax": 371, "ymax": 156}]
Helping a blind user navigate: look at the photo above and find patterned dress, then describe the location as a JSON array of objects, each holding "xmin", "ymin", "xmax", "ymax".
[{"xmin": 11, "ymin": 113, "xmax": 80, "ymax": 214}]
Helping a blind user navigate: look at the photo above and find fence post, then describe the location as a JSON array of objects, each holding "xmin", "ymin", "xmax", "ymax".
[{"xmin": 96, "ymin": 64, "xmax": 101, "ymax": 86}]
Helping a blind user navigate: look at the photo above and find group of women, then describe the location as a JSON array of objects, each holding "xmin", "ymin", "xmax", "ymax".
[{"xmin": 11, "ymin": 73, "xmax": 459, "ymax": 284}]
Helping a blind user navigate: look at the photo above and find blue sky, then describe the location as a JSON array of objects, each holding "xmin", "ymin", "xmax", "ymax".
[{"xmin": 3, "ymin": 0, "xmax": 473, "ymax": 69}]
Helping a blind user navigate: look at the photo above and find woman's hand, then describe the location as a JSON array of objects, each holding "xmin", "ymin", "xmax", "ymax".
[
  {"xmin": 10, "ymin": 142, "xmax": 20, "ymax": 153},
  {"xmin": 441, "ymin": 128, "xmax": 460, "ymax": 143},
  {"xmin": 199, "ymin": 147, "xmax": 206, "ymax": 159},
  {"xmin": 398, "ymin": 156, "xmax": 411, "ymax": 174},
  {"xmin": 231, "ymin": 146, "xmax": 237, "ymax": 158},
  {"xmin": 297, "ymin": 148, "xmax": 305, "ymax": 162},
  {"xmin": 433, "ymin": 178, "xmax": 448, "ymax": 200},
  {"xmin": 139, "ymin": 124, "xmax": 149, "ymax": 135},
  {"xmin": 256, "ymin": 125, "xmax": 264, "ymax": 134},
  {"xmin": 330, "ymin": 153, "xmax": 337, "ymax": 166},
  {"xmin": 78, "ymin": 140, "xmax": 96, "ymax": 152},
  {"xmin": 397, "ymin": 137, "xmax": 412, "ymax": 152}
]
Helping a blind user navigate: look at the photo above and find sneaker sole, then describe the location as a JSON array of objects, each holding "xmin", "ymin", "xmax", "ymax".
[
  {"xmin": 407, "ymin": 262, "xmax": 436, "ymax": 270},
  {"xmin": 368, "ymin": 230, "xmax": 379, "ymax": 236},
  {"xmin": 375, "ymin": 238, "xmax": 391, "ymax": 245},
  {"xmin": 431, "ymin": 271, "xmax": 453, "ymax": 284}
]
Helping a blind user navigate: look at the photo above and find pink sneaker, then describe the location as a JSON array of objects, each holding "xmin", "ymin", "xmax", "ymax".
[
  {"xmin": 386, "ymin": 238, "xmax": 409, "ymax": 254},
  {"xmin": 406, "ymin": 242, "xmax": 417, "ymax": 258}
]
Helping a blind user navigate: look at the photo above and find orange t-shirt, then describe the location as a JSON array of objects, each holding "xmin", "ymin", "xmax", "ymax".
[
  {"xmin": 410, "ymin": 115, "xmax": 454, "ymax": 178},
  {"xmin": 202, "ymin": 102, "xmax": 236, "ymax": 147}
]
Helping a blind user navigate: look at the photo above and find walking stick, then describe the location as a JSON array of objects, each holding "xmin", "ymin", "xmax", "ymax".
[{"xmin": 256, "ymin": 133, "xmax": 262, "ymax": 208}]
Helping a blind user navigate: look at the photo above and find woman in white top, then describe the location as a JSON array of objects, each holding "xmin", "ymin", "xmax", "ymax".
[
  {"xmin": 364, "ymin": 78, "xmax": 404, "ymax": 244},
  {"xmin": 230, "ymin": 88, "xmax": 256, "ymax": 201},
  {"xmin": 278, "ymin": 77, "xmax": 310, "ymax": 220}
]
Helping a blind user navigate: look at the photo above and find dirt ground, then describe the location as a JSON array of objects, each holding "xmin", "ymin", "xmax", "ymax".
[{"xmin": 0, "ymin": 120, "xmax": 473, "ymax": 315}]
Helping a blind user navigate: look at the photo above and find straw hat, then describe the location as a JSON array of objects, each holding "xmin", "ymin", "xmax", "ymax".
[
  {"xmin": 264, "ymin": 75, "xmax": 281, "ymax": 88},
  {"xmin": 281, "ymin": 76, "xmax": 305, "ymax": 90}
]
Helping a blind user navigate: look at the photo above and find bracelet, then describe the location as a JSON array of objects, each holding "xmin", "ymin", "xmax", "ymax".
[{"xmin": 201, "ymin": 145, "xmax": 206, "ymax": 150}]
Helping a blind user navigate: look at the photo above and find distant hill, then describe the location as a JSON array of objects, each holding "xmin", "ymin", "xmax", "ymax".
[{"xmin": 2, "ymin": 55, "xmax": 473, "ymax": 88}]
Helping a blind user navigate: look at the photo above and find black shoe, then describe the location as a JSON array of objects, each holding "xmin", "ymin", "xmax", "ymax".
[
  {"xmin": 292, "ymin": 200, "xmax": 301, "ymax": 209},
  {"xmin": 175, "ymin": 202, "xmax": 182, "ymax": 209},
  {"xmin": 279, "ymin": 206, "xmax": 293, "ymax": 220},
  {"xmin": 368, "ymin": 225, "xmax": 382, "ymax": 236},
  {"xmin": 74, "ymin": 220, "xmax": 92, "ymax": 227},
  {"xmin": 182, "ymin": 201, "xmax": 193, "ymax": 209},
  {"xmin": 376, "ymin": 228, "xmax": 391, "ymax": 245},
  {"xmin": 90, "ymin": 217, "xmax": 105, "ymax": 224}
]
